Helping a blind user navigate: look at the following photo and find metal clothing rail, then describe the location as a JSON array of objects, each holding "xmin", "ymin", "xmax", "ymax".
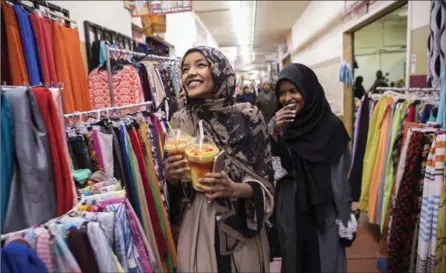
[
  {"xmin": 376, "ymin": 87, "xmax": 441, "ymax": 92},
  {"xmin": 63, "ymin": 101, "xmax": 153, "ymax": 118},
  {"xmin": 6, "ymin": 0, "xmax": 73, "ymax": 27},
  {"xmin": 0, "ymin": 196, "xmax": 86, "ymax": 240},
  {"xmin": 105, "ymin": 45, "xmax": 179, "ymax": 106}
]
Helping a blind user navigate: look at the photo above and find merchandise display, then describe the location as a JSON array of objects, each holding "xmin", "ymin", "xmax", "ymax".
[
  {"xmin": 351, "ymin": 87, "xmax": 445, "ymax": 272},
  {"xmin": 1, "ymin": 1, "xmax": 91, "ymax": 113}
]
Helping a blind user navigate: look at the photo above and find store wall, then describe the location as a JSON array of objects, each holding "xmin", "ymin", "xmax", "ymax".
[
  {"xmin": 285, "ymin": 0, "xmax": 430, "ymax": 115},
  {"xmin": 49, "ymin": 1, "xmax": 134, "ymax": 70},
  {"xmin": 408, "ymin": 1, "xmax": 431, "ymax": 87},
  {"xmin": 49, "ymin": 1, "xmax": 133, "ymax": 41},
  {"xmin": 354, "ymin": 19, "xmax": 407, "ymax": 90}
]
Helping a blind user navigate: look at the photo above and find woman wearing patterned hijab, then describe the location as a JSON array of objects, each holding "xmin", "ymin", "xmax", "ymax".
[{"xmin": 164, "ymin": 46, "xmax": 274, "ymax": 272}]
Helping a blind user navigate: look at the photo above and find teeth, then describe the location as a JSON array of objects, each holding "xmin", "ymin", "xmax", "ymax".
[{"xmin": 188, "ymin": 81, "xmax": 201, "ymax": 88}]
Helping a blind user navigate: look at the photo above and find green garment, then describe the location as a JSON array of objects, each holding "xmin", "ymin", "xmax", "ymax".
[
  {"xmin": 359, "ymin": 97, "xmax": 390, "ymax": 211},
  {"xmin": 380, "ymin": 101, "xmax": 407, "ymax": 230}
]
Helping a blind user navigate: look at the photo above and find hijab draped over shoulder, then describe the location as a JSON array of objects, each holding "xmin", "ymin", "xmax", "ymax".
[{"xmin": 170, "ymin": 46, "xmax": 274, "ymax": 256}]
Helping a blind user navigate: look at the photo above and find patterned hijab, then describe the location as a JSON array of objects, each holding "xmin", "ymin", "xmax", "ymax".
[{"xmin": 171, "ymin": 46, "xmax": 274, "ymax": 254}]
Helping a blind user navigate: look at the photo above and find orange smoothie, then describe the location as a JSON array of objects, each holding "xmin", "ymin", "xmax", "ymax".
[
  {"xmin": 164, "ymin": 134, "xmax": 192, "ymax": 181},
  {"xmin": 185, "ymin": 143, "xmax": 219, "ymax": 191}
]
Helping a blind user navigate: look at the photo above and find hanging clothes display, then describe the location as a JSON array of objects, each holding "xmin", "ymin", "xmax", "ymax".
[
  {"xmin": 1, "ymin": 1, "xmax": 91, "ymax": 114},
  {"xmin": 0, "ymin": 86, "xmax": 76, "ymax": 234},
  {"xmin": 64, "ymin": 105, "xmax": 175, "ymax": 273},
  {"xmin": 350, "ymin": 87, "xmax": 445, "ymax": 273},
  {"xmin": 0, "ymin": 189, "xmax": 161, "ymax": 273},
  {"xmin": 87, "ymin": 47, "xmax": 181, "ymax": 116}
]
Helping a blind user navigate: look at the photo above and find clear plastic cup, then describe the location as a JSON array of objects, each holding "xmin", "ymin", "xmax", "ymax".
[
  {"xmin": 185, "ymin": 136, "xmax": 219, "ymax": 191},
  {"xmin": 164, "ymin": 129, "xmax": 192, "ymax": 181}
]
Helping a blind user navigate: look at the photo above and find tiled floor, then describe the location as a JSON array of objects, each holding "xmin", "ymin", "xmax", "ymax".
[{"xmin": 270, "ymin": 213, "xmax": 381, "ymax": 273}]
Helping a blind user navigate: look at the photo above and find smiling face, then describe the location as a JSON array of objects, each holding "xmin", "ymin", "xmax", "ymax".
[
  {"xmin": 181, "ymin": 51, "xmax": 214, "ymax": 99},
  {"xmin": 278, "ymin": 80, "xmax": 305, "ymax": 113}
]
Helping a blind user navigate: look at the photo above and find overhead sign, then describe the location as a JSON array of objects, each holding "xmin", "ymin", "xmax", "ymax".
[
  {"xmin": 126, "ymin": 1, "xmax": 192, "ymax": 17},
  {"xmin": 148, "ymin": 0, "xmax": 193, "ymax": 15}
]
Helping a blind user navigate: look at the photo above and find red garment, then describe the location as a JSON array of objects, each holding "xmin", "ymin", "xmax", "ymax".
[
  {"xmin": 406, "ymin": 104, "xmax": 416, "ymax": 122},
  {"xmin": 128, "ymin": 127, "xmax": 168, "ymax": 256},
  {"xmin": 88, "ymin": 65, "xmax": 143, "ymax": 109},
  {"xmin": 29, "ymin": 13, "xmax": 57, "ymax": 84},
  {"xmin": 32, "ymin": 87, "xmax": 74, "ymax": 216}
]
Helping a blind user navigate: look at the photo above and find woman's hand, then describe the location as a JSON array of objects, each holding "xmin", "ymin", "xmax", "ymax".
[
  {"xmin": 197, "ymin": 172, "xmax": 253, "ymax": 200},
  {"xmin": 164, "ymin": 154, "xmax": 189, "ymax": 183},
  {"xmin": 274, "ymin": 104, "xmax": 296, "ymax": 132}
]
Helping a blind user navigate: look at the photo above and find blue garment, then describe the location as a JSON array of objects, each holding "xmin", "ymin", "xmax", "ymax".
[
  {"xmin": 339, "ymin": 62, "xmax": 353, "ymax": 86},
  {"xmin": 99, "ymin": 41, "xmax": 106, "ymax": 66},
  {"xmin": 437, "ymin": 64, "xmax": 446, "ymax": 129},
  {"xmin": 1, "ymin": 242, "xmax": 48, "ymax": 273},
  {"xmin": 119, "ymin": 125, "xmax": 142, "ymax": 220},
  {"xmin": 13, "ymin": 5, "xmax": 41, "ymax": 85},
  {"xmin": 1, "ymin": 94, "xmax": 13, "ymax": 232},
  {"xmin": 237, "ymin": 92, "xmax": 255, "ymax": 105}
]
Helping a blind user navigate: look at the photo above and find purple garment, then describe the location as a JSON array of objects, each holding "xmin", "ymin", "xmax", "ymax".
[
  {"xmin": 99, "ymin": 198, "xmax": 152, "ymax": 273},
  {"xmin": 92, "ymin": 130, "xmax": 105, "ymax": 171}
]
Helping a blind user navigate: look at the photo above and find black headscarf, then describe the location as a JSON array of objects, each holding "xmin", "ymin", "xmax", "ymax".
[{"xmin": 276, "ymin": 63, "xmax": 350, "ymax": 230}]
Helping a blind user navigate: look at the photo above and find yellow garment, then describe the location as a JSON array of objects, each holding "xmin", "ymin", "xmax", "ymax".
[
  {"xmin": 112, "ymin": 253, "xmax": 125, "ymax": 273},
  {"xmin": 380, "ymin": 102, "xmax": 408, "ymax": 230},
  {"xmin": 359, "ymin": 97, "xmax": 390, "ymax": 211},
  {"xmin": 368, "ymin": 97, "xmax": 393, "ymax": 222}
]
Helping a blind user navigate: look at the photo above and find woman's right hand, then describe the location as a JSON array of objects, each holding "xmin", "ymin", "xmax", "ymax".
[
  {"xmin": 164, "ymin": 155, "xmax": 190, "ymax": 183},
  {"xmin": 274, "ymin": 104, "xmax": 296, "ymax": 132}
]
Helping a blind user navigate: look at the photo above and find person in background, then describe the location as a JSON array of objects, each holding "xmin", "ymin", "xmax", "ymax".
[
  {"xmin": 353, "ymin": 76, "xmax": 365, "ymax": 99},
  {"xmin": 370, "ymin": 70, "xmax": 388, "ymax": 93},
  {"xmin": 237, "ymin": 86, "xmax": 256, "ymax": 105},
  {"xmin": 269, "ymin": 63, "xmax": 355, "ymax": 273},
  {"xmin": 256, "ymin": 80, "xmax": 277, "ymax": 123},
  {"xmin": 165, "ymin": 46, "xmax": 274, "ymax": 273}
]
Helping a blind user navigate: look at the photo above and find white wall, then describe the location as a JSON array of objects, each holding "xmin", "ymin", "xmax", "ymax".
[
  {"xmin": 286, "ymin": 0, "xmax": 410, "ymax": 115},
  {"xmin": 165, "ymin": 12, "xmax": 218, "ymax": 57},
  {"xmin": 410, "ymin": 1, "xmax": 430, "ymax": 29},
  {"xmin": 49, "ymin": 1, "xmax": 133, "ymax": 41}
]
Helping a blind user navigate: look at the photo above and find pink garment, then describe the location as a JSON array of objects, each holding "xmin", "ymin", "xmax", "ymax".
[
  {"xmin": 35, "ymin": 230, "xmax": 56, "ymax": 272},
  {"xmin": 92, "ymin": 129, "xmax": 105, "ymax": 171}
]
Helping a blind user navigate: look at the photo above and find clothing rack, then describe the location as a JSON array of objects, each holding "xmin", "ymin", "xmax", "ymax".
[
  {"xmin": 63, "ymin": 101, "xmax": 153, "ymax": 119},
  {"xmin": 5, "ymin": 0, "xmax": 73, "ymax": 27},
  {"xmin": 375, "ymin": 87, "xmax": 441, "ymax": 93},
  {"xmin": 84, "ymin": 20, "xmax": 138, "ymax": 71},
  {"xmin": 105, "ymin": 46, "xmax": 179, "ymax": 106},
  {"xmin": 0, "ymin": 196, "xmax": 86, "ymax": 240}
]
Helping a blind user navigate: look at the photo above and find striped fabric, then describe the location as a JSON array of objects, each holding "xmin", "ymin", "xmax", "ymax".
[
  {"xmin": 427, "ymin": 0, "xmax": 446, "ymax": 89},
  {"xmin": 35, "ymin": 228, "xmax": 56, "ymax": 272},
  {"xmin": 416, "ymin": 133, "xmax": 446, "ymax": 272}
]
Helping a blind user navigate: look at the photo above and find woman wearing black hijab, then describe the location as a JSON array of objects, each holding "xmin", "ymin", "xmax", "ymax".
[
  {"xmin": 353, "ymin": 76, "xmax": 366, "ymax": 99},
  {"xmin": 268, "ymin": 63, "xmax": 355, "ymax": 273}
]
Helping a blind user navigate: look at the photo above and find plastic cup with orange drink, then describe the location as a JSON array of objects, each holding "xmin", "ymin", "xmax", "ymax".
[
  {"xmin": 185, "ymin": 136, "xmax": 219, "ymax": 191},
  {"xmin": 164, "ymin": 129, "xmax": 193, "ymax": 181}
]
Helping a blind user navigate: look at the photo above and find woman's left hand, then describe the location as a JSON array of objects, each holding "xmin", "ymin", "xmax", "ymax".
[{"xmin": 197, "ymin": 172, "xmax": 236, "ymax": 200}]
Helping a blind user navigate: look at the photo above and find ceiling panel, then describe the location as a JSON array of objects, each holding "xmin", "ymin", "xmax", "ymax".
[{"xmin": 194, "ymin": 0, "xmax": 309, "ymax": 71}]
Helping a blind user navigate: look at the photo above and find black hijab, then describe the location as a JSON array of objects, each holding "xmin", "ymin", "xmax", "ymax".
[{"xmin": 276, "ymin": 63, "xmax": 350, "ymax": 230}]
